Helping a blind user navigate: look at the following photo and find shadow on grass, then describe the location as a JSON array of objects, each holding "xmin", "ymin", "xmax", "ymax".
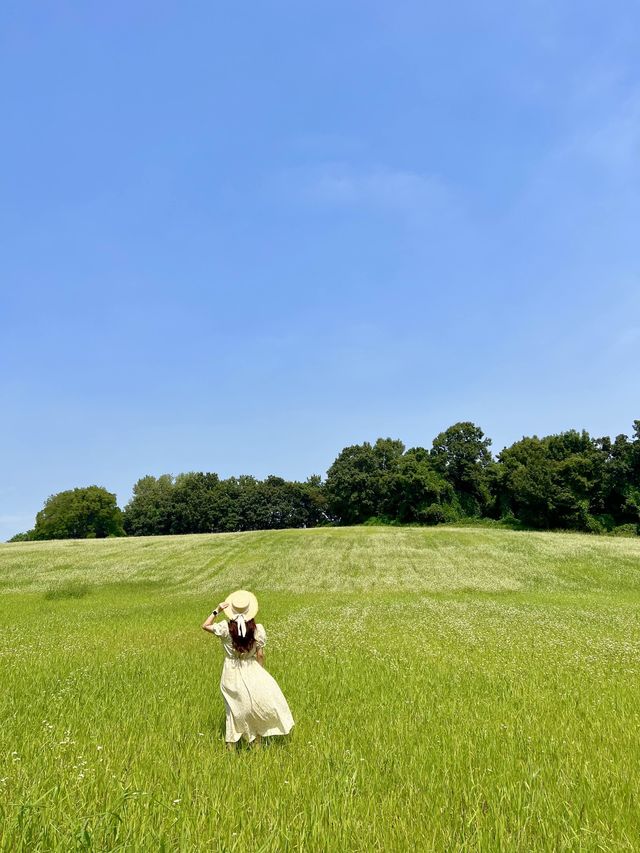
[
  {"xmin": 43, "ymin": 580, "xmax": 92, "ymax": 600},
  {"xmin": 99, "ymin": 578, "xmax": 175, "ymax": 593},
  {"xmin": 203, "ymin": 709, "xmax": 294, "ymax": 752}
]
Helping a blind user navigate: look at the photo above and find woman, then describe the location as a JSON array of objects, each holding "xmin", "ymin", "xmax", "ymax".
[{"xmin": 202, "ymin": 589, "xmax": 294, "ymax": 749}]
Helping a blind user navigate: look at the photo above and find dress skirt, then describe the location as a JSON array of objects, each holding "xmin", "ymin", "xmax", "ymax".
[
  {"xmin": 220, "ymin": 656, "xmax": 295, "ymax": 743},
  {"xmin": 209, "ymin": 620, "xmax": 294, "ymax": 743}
]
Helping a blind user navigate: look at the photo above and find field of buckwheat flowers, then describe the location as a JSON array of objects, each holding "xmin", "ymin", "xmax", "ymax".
[{"xmin": 1, "ymin": 525, "xmax": 639, "ymax": 851}]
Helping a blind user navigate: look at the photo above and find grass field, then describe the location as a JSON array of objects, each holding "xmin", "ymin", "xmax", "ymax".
[{"xmin": 1, "ymin": 525, "xmax": 639, "ymax": 851}]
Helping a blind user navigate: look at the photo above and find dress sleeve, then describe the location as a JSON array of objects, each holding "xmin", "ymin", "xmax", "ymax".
[
  {"xmin": 208, "ymin": 621, "xmax": 229, "ymax": 638},
  {"xmin": 255, "ymin": 624, "xmax": 267, "ymax": 649}
]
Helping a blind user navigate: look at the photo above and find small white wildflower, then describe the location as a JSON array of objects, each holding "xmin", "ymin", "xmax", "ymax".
[
  {"xmin": 172, "ymin": 798, "xmax": 181, "ymax": 805},
  {"xmin": 96, "ymin": 745, "xmax": 103, "ymax": 751}
]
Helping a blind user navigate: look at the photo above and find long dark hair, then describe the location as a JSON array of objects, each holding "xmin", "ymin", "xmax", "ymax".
[{"xmin": 228, "ymin": 617, "xmax": 257, "ymax": 654}]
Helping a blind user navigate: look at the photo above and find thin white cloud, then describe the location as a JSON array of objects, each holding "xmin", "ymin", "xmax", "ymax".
[
  {"xmin": 504, "ymin": 74, "xmax": 640, "ymax": 228},
  {"xmin": 612, "ymin": 324, "xmax": 640, "ymax": 352},
  {"xmin": 621, "ymin": 326, "xmax": 640, "ymax": 346},
  {"xmin": 0, "ymin": 514, "xmax": 32, "ymax": 525},
  {"xmin": 315, "ymin": 164, "xmax": 448, "ymax": 206},
  {"xmin": 289, "ymin": 133, "xmax": 366, "ymax": 158},
  {"xmin": 0, "ymin": 513, "xmax": 34, "ymax": 541},
  {"xmin": 277, "ymin": 162, "xmax": 460, "ymax": 225},
  {"xmin": 577, "ymin": 92, "xmax": 640, "ymax": 175}
]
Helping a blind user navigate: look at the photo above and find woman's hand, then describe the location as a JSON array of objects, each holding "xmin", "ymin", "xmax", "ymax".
[{"xmin": 202, "ymin": 601, "xmax": 227, "ymax": 632}]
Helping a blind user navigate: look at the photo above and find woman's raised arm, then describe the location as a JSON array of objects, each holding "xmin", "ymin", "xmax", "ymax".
[{"xmin": 202, "ymin": 602, "xmax": 228, "ymax": 632}]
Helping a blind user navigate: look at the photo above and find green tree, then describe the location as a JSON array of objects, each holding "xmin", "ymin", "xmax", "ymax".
[
  {"xmin": 496, "ymin": 429, "xmax": 609, "ymax": 531},
  {"xmin": 8, "ymin": 531, "xmax": 34, "ymax": 542},
  {"xmin": 123, "ymin": 475, "xmax": 175, "ymax": 536},
  {"xmin": 299, "ymin": 475, "xmax": 330, "ymax": 526},
  {"xmin": 325, "ymin": 438, "xmax": 405, "ymax": 524},
  {"xmin": 628, "ymin": 422, "xmax": 640, "ymax": 516},
  {"xmin": 546, "ymin": 430, "xmax": 604, "ymax": 529},
  {"xmin": 233, "ymin": 475, "xmax": 272, "ymax": 531},
  {"xmin": 383, "ymin": 447, "xmax": 455, "ymax": 523},
  {"xmin": 169, "ymin": 472, "xmax": 223, "ymax": 534},
  {"xmin": 495, "ymin": 436, "xmax": 555, "ymax": 528},
  {"xmin": 430, "ymin": 422, "xmax": 492, "ymax": 515},
  {"xmin": 32, "ymin": 486, "xmax": 125, "ymax": 540}
]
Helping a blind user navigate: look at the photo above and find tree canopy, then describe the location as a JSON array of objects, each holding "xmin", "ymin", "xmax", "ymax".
[
  {"xmin": 23, "ymin": 486, "xmax": 125, "ymax": 540},
  {"xmin": 9, "ymin": 420, "xmax": 640, "ymax": 541}
]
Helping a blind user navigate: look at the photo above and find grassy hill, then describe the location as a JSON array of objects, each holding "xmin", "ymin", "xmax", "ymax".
[{"xmin": 1, "ymin": 526, "xmax": 639, "ymax": 851}]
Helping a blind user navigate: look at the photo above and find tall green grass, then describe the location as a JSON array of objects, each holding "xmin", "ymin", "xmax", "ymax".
[{"xmin": 1, "ymin": 527, "xmax": 639, "ymax": 851}]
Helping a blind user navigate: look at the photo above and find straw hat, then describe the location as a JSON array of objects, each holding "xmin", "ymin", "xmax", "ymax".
[{"xmin": 223, "ymin": 589, "xmax": 258, "ymax": 621}]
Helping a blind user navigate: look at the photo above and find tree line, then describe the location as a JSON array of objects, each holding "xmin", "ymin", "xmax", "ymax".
[{"xmin": 9, "ymin": 420, "xmax": 640, "ymax": 542}]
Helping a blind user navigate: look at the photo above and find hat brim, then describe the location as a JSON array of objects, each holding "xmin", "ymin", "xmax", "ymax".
[{"xmin": 222, "ymin": 589, "xmax": 259, "ymax": 622}]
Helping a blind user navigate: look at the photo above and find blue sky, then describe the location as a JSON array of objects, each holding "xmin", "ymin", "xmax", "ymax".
[{"xmin": 1, "ymin": 1, "xmax": 639, "ymax": 539}]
